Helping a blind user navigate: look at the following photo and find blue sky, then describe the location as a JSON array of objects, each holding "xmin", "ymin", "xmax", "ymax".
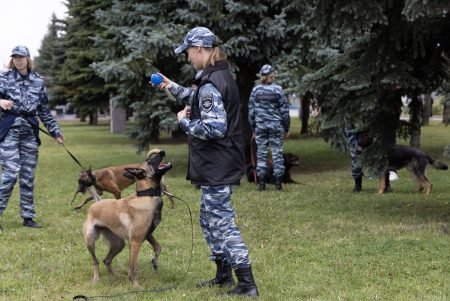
[{"xmin": 0, "ymin": 0, "xmax": 67, "ymax": 68}]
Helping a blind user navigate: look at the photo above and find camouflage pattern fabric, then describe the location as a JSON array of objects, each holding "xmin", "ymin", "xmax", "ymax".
[
  {"xmin": 171, "ymin": 81, "xmax": 227, "ymax": 140},
  {"xmin": 255, "ymin": 130, "xmax": 285, "ymax": 178},
  {"xmin": 10, "ymin": 45, "xmax": 30, "ymax": 57},
  {"xmin": 174, "ymin": 27, "xmax": 216, "ymax": 54},
  {"xmin": 0, "ymin": 68, "xmax": 62, "ymax": 218},
  {"xmin": 199, "ymin": 185, "xmax": 250, "ymax": 269},
  {"xmin": 248, "ymin": 83, "xmax": 290, "ymax": 179},
  {"xmin": 0, "ymin": 126, "xmax": 38, "ymax": 218},
  {"xmin": 344, "ymin": 124, "xmax": 363, "ymax": 179},
  {"xmin": 170, "ymin": 76, "xmax": 250, "ymax": 268}
]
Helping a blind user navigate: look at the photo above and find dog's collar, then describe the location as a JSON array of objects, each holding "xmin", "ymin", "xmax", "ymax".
[{"xmin": 136, "ymin": 187, "xmax": 161, "ymax": 197}]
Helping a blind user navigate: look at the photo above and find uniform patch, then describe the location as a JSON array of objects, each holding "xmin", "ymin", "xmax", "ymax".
[{"xmin": 201, "ymin": 93, "xmax": 214, "ymax": 112}]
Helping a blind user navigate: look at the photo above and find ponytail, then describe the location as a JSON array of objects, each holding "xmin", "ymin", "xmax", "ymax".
[{"xmin": 206, "ymin": 47, "xmax": 227, "ymax": 66}]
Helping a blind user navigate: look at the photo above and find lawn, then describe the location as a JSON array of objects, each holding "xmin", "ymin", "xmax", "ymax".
[{"xmin": 0, "ymin": 119, "xmax": 449, "ymax": 301}]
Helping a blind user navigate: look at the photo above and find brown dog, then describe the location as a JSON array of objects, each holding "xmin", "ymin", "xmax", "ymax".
[
  {"xmin": 75, "ymin": 149, "xmax": 174, "ymax": 209},
  {"xmin": 83, "ymin": 149, "xmax": 172, "ymax": 287},
  {"xmin": 378, "ymin": 145, "xmax": 448, "ymax": 195}
]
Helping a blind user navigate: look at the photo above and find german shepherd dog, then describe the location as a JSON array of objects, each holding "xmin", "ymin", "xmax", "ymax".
[
  {"xmin": 83, "ymin": 150, "xmax": 172, "ymax": 287},
  {"xmin": 378, "ymin": 145, "xmax": 448, "ymax": 195},
  {"xmin": 246, "ymin": 153, "xmax": 300, "ymax": 184},
  {"xmin": 75, "ymin": 149, "xmax": 174, "ymax": 209}
]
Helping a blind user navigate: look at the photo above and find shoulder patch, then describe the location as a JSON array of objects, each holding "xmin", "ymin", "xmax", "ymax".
[{"xmin": 201, "ymin": 93, "xmax": 214, "ymax": 113}]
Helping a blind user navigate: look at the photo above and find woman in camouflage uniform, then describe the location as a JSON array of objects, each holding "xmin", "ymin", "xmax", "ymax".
[
  {"xmin": 155, "ymin": 27, "xmax": 259, "ymax": 297},
  {"xmin": 0, "ymin": 46, "xmax": 64, "ymax": 231},
  {"xmin": 248, "ymin": 64, "xmax": 290, "ymax": 191}
]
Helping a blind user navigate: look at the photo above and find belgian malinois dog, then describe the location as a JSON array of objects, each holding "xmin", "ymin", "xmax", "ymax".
[
  {"xmin": 83, "ymin": 149, "xmax": 172, "ymax": 287},
  {"xmin": 75, "ymin": 149, "xmax": 174, "ymax": 209},
  {"xmin": 378, "ymin": 145, "xmax": 448, "ymax": 195}
]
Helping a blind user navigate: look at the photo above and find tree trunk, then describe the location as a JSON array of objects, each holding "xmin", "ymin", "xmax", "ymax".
[
  {"xmin": 88, "ymin": 110, "xmax": 98, "ymax": 125},
  {"xmin": 237, "ymin": 64, "xmax": 260, "ymax": 166},
  {"xmin": 443, "ymin": 102, "xmax": 449, "ymax": 126},
  {"xmin": 300, "ymin": 92, "xmax": 312, "ymax": 134},
  {"xmin": 421, "ymin": 93, "xmax": 432, "ymax": 126},
  {"xmin": 409, "ymin": 95, "xmax": 422, "ymax": 148}
]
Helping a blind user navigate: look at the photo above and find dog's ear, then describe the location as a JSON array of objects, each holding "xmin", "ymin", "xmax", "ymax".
[{"xmin": 123, "ymin": 168, "xmax": 147, "ymax": 180}]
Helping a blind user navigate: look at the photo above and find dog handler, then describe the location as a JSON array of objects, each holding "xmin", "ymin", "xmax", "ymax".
[
  {"xmin": 248, "ymin": 64, "xmax": 290, "ymax": 191},
  {"xmin": 155, "ymin": 27, "xmax": 259, "ymax": 297},
  {"xmin": 0, "ymin": 46, "xmax": 64, "ymax": 230}
]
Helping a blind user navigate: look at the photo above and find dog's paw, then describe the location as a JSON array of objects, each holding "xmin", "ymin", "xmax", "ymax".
[{"xmin": 151, "ymin": 258, "xmax": 159, "ymax": 271}]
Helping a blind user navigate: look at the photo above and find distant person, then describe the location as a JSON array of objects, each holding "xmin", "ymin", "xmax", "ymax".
[
  {"xmin": 0, "ymin": 45, "xmax": 64, "ymax": 231},
  {"xmin": 154, "ymin": 27, "xmax": 258, "ymax": 297},
  {"xmin": 344, "ymin": 115, "xmax": 364, "ymax": 192},
  {"xmin": 248, "ymin": 64, "xmax": 290, "ymax": 191}
]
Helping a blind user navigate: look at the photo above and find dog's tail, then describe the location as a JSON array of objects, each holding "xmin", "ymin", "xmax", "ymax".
[{"xmin": 427, "ymin": 156, "xmax": 449, "ymax": 170}]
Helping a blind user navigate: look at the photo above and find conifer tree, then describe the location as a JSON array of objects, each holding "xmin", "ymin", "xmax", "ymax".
[
  {"xmin": 300, "ymin": 0, "xmax": 450, "ymax": 175},
  {"xmin": 93, "ymin": 0, "xmax": 310, "ymax": 151},
  {"xmin": 59, "ymin": 0, "xmax": 111, "ymax": 125},
  {"xmin": 34, "ymin": 14, "xmax": 67, "ymax": 108}
]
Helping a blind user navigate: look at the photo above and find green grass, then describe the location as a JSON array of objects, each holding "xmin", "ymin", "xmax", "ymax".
[{"xmin": 0, "ymin": 119, "xmax": 449, "ymax": 301}]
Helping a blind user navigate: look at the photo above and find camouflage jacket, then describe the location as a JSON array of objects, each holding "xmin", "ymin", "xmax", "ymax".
[
  {"xmin": 248, "ymin": 83, "xmax": 290, "ymax": 133},
  {"xmin": 0, "ymin": 68, "xmax": 62, "ymax": 137}
]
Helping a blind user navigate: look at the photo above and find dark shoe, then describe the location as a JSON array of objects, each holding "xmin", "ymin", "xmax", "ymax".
[
  {"xmin": 275, "ymin": 177, "xmax": 283, "ymax": 191},
  {"xmin": 352, "ymin": 176, "xmax": 362, "ymax": 192},
  {"xmin": 23, "ymin": 218, "xmax": 43, "ymax": 228},
  {"xmin": 257, "ymin": 177, "xmax": 265, "ymax": 192},
  {"xmin": 225, "ymin": 265, "xmax": 259, "ymax": 297},
  {"xmin": 197, "ymin": 260, "xmax": 235, "ymax": 288}
]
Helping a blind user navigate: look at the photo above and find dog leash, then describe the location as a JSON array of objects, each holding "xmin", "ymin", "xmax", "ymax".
[
  {"xmin": 38, "ymin": 127, "xmax": 85, "ymax": 169},
  {"xmin": 72, "ymin": 190, "xmax": 194, "ymax": 301}
]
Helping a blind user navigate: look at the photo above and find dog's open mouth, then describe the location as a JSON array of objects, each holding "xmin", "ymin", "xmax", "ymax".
[{"xmin": 158, "ymin": 163, "xmax": 172, "ymax": 172}]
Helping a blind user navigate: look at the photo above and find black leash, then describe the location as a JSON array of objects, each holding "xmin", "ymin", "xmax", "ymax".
[
  {"xmin": 38, "ymin": 127, "xmax": 85, "ymax": 169},
  {"xmin": 72, "ymin": 191, "xmax": 194, "ymax": 300}
]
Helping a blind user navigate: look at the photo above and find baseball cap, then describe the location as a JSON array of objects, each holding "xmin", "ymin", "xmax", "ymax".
[
  {"xmin": 260, "ymin": 64, "xmax": 275, "ymax": 76},
  {"xmin": 174, "ymin": 27, "xmax": 217, "ymax": 54},
  {"xmin": 11, "ymin": 45, "xmax": 30, "ymax": 57}
]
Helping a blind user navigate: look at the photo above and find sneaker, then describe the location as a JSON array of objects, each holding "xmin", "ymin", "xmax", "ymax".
[{"xmin": 23, "ymin": 219, "xmax": 43, "ymax": 228}]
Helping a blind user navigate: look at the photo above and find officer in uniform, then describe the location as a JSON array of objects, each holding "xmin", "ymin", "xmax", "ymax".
[
  {"xmin": 344, "ymin": 115, "xmax": 363, "ymax": 192},
  {"xmin": 0, "ymin": 45, "xmax": 64, "ymax": 231},
  {"xmin": 248, "ymin": 64, "xmax": 290, "ymax": 191},
  {"xmin": 155, "ymin": 27, "xmax": 258, "ymax": 297}
]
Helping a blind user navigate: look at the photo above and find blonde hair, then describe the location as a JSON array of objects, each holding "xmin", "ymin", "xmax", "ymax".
[
  {"xmin": 7, "ymin": 56, "xmax": 33, "ymax": 71},
  {"xmin": 205, "ymin": 46, "xmax": 227, "ymax": 66},
  {"xmin": 261, "ymin": 73, "xmax": 275, "ymax": 84}
]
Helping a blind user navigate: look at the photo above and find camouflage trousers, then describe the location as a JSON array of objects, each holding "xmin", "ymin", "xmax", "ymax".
[
  {"xmin": 199, "ymin": 185, "xmax": 250, "ymax": 269},
  {"xmin": 344, "ymin": 127, "xmax": 363, "ymax": 179},
  {"xmin": 255, "ymin": 129, "xmax": 285, "ymax": 178},
  {"xmin": 0, "ymin": 125, "xmax": 39, "ymax": 219}
]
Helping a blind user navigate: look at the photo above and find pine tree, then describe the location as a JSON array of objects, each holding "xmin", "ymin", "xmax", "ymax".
[
  {"xmin": 58, "ymin": 0, "xmax": 112, "ymax": 125},
  {"xmin": 300, "ymin": 0, "xmax": 450, "ymax": 175},
  {"xmin": 34, "ymin": 14, "xmax": 67, "ymax": 108},
  {"xmin": 93, "ymin": 0, "xmax": 311, "ymax": 151}
]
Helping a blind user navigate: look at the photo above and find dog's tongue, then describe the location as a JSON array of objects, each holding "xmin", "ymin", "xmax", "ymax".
[{"xmin": 158, "ymin": 163, "xmax": 169, "ymax": 169}]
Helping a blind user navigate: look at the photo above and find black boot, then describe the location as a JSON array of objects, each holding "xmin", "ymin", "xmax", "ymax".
[
  {"xmin": 275, "ymin": 177, "xmax": 283, "ymax": 191},
  {"xmin": 384, "ymin": 173, "xmax": 392, "ymax": 193},
  {"xmin": 352, "ymin": 176, "xmax": 362, "ymax": 192},
  {"xmin": 197, "ymin": 260, "xmax": 235, "ymax": 288},
  {"xmin": 257, "ymin": 177, "xmax": 265, "ymax": 192},
  {"xmin": 226, "ymin": 266, "xmax": 259, "ymax": 297},
  {"xmin": 23, "ymin": 218, "xmax": 42, "ymax": 228}
]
